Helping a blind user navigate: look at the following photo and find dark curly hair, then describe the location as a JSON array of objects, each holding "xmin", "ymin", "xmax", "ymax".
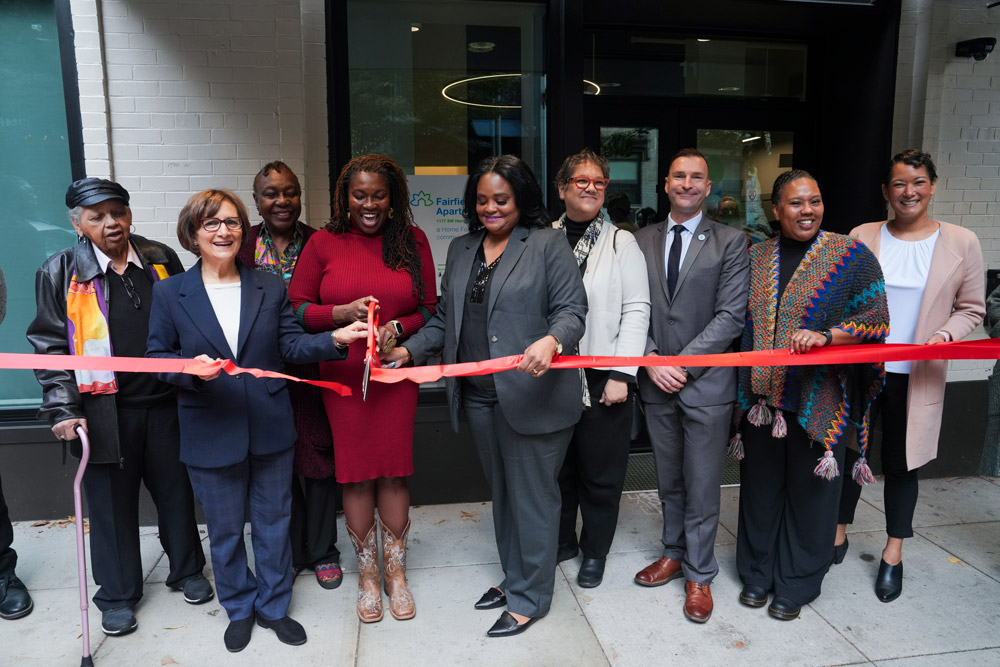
[
  {"xmin": 772, "ymin": 168, "xmax": 818, "ymax": 205},
  {"xmin": 884, "ymin": 149, "xmax": 938, "ymax": 185},
  {"xmin": 328, "ymin": 154, "xmax": 425, "ymax": 299},
  {"xmin": 463, "ymin": 155, "xmax": 548, "ymax": 231}
]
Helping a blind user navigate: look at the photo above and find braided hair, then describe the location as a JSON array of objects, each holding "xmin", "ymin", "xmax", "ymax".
[{"xmin": 328, "ymin": 154, "xmax": 425, "ymax": 299}]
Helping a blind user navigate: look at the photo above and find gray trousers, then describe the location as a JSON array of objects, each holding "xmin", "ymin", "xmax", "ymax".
[
  {"xmin": 464, "ymin": 399, "xmax": 573, "ymax": 618},
  {"xmin": 644, "ymin": 398, "xmax": 730, "ymax": 584}
]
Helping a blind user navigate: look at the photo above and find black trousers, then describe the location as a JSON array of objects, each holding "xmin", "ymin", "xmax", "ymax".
[
  {"xmin": 839, "ymin": 372, "xmax": 919, "ymax": 538},
  {"xmin": 83, "ymin": 401, "xmax": 205, "ymax": 611},
  {"xmin": 737, "ymin": 414, "xmax": 844, "ymax": 605},
  {"xmin": 0, "ymin": 471, "xmax": 16, "ymax": 576},
  {"xmin": 290, "ymin": 473, "xmax": 341, "ymax": 568},
  {"xmin": 557, "ymin": 378, "xmax": 633, "ymax": 558}
]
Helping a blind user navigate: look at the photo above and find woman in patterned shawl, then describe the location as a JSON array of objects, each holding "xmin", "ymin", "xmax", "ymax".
[{"xmin": 731, "ymin": 170, "xmax": 889, "ymax": 622}]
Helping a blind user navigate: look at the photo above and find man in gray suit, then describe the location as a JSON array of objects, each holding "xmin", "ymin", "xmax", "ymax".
[{"xmin": 632, "ymin": 148, "xmax": 749, "ymax": 623}]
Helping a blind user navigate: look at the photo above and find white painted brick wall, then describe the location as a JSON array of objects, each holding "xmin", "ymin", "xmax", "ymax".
[
  {"xmin": 69, "ymin": 0, "xmax": 329, "ymax": 265},
  {"xmin": 896, "ymin": 0, "xmax": 1000, "ymax": 381}
]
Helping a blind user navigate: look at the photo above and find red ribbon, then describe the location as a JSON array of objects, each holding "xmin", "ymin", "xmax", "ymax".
[
  {"xmin": 370, "ymin": 338, "xmax": 1000, "ymax": 385},
  {"xmin": 3, "ymin": 353, "xmax": 352, "ymax": 396}
]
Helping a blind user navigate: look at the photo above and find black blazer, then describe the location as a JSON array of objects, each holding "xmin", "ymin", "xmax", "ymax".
[
  {"xmin": 405, "ymin": 225, "xmax": 588, "ymax": 435},
  {"xmin": 147, "ymin": 262, "xmax": 345, "ymax": 468}
]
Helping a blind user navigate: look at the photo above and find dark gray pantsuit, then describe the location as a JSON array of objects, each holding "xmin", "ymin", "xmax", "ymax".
[
  {"xmin": 645, "ymin": 399, "xmax": 729, "ymax": 582},
  {"xmin": 465, "ymin": 399, "xmax": 573, "ymax": 618}
]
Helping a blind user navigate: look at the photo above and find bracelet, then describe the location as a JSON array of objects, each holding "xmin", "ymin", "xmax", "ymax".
[{"xmin": 331, "ymin": 329, "xmax": 348, "ymax": 350}]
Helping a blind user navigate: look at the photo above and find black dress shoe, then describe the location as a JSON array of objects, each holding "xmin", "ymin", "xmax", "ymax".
[
  {"xmin": 577, "ymin": 557, "xmax": 606, "ymax": 588},
  {"xmin": 486, "ymin": 611, "xmax": 540, "ymax": 637},
  {"xmin": 557, "ymin": 542, "xmax": 579, "ymax": 563},
  {"xmin": 474, "ymin": 587, "xmax": 506, "ymax": 610},
  {"xmin": 875, "ymin": 559, "xmax": 903, "ymax": 603},
  {"xmin": 256, "ymin": 615, "xmax": 307, "ymax": 646},
  {"xmin": 224, "ymin": 614, "xmax": 255, "ymax": 653},
  {"xmin": 0, "ymin": 575, "xmax": 33, "ymax": 620},
  {"xmin": 767, "ymin": 596, "xmax": 801, "ymax": 620},
  {"xmin": 739, "ymin": 585, "xmax": 769, "ymax": 608},
  {"xmin": 833, "ymin": 538, "xmax": 849, "ymax": 565}
]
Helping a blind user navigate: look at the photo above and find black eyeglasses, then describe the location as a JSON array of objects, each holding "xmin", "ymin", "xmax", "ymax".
[
  {"xmin": 566, "ymin": 177, "xmax": 610, "ymax": 191},
  {"xmin": 200, "ymin": 217, "xmax": 243, "ymax": 232},
  {"xmin": 119, "ymin": 272, "xmax": 141, "ymax": 310}
]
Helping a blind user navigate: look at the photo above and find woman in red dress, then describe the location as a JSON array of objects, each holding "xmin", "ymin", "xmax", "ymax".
[{"xmin": 288, "ymin": 154, "xmax": 436, "ymax": 623}]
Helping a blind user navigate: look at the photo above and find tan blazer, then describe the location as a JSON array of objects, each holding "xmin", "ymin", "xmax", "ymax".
[{"xmin": 850, "ymin": 221, "xmax": 986, "ymax": 469}]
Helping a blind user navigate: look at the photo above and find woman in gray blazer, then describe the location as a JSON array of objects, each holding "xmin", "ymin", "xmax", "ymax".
[{"xmin": 384, "ymin": 155, "xmax": 587, "ymax": 637}]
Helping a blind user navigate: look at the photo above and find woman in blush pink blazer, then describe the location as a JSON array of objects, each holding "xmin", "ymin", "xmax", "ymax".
[{"xmin": 835, "ymin": 150, "xmax": 985, "ymax": 603}]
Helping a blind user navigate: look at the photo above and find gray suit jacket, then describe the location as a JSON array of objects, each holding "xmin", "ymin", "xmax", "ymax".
[
  {"xmin": 634, "ymin": 217, "xmax": 749, "ymax": 407},
  {"xmin": 405, "ymin": 224, "xmax": 588, "ymax": 435}
]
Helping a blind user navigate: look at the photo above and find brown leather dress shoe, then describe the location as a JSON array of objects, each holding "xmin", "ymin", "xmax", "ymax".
[
  {"xmin": 684, "ymin": 582, "xmax": 713, "ymax": 623},
  {"xmin": 634, "ymin": 557, "xmax": 684, "ymax": 587}
]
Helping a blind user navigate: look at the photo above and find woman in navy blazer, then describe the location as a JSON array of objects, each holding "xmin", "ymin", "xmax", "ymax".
[{"xmin": 147, "ymin": 189, "xmax": 365, "ymax": 653}]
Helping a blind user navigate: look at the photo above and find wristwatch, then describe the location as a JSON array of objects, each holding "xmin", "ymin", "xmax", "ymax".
[
  {"xmin": 389, "ymin": 320, "xmax": 404, "ymax": 336},
  {"xmin": 817, "ymin": 329, "xmax": 833, "ymax": 347},
  {"xmin": 548, "ymin": 334, "xmax": 563, "ymax": 355}
]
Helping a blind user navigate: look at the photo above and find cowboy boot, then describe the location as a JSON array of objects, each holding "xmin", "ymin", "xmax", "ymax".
[
  {"xmin": 347, "ymin": 523, "xmax": 383, "ymax": 623},
  {"xmin": 380, "ymin": 518, "xmax": 416, "ymax": 620}
]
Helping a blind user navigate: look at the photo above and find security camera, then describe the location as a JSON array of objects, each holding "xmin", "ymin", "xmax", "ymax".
[{"xmin": 955, "ymin": 37, "xmax": 996, "ymax": 61}]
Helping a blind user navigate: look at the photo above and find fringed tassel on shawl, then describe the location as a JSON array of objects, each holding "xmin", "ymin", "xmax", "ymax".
[
  {"xmin": 852, "ymin": 456, "xmax": 876, "ymax": 486},
  {"xmin": 727, "ymin": 433, "xmax": 744, "ymax": 461},
  {"xmin": 747, "ymin": 399, "xmax": 772, "ymax": 427},
  {"xmin": 771, "ymin": 409, "xmax": 788, "ymax": 438},
  {"xmin": 813, "ymin": 449, "xmax": 840, "ymax": 480}
]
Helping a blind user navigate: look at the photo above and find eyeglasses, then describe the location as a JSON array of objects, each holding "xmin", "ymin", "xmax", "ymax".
[
  {"xmin": 566, "ymin": 177, "xmax": 610, "ymax": 191},
  {"xmin": 119, "ymin": 272, "xmax": 141, "ymax": 310},
  {"xmin": 200, "ymin": 218, "xmax": 243, "ymax": 232}
]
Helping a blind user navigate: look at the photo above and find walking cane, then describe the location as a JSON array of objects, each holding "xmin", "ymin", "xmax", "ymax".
[{"xmin": 73, "ymin": 424, "xmax": 95, "ymax": 667}]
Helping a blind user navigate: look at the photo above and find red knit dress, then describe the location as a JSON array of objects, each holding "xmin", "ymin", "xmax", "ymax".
[{"xmin": 288, "ymin": 224, "xmax": 437, "ymax": 483}]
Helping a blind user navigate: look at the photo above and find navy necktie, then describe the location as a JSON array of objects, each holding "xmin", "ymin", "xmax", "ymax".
[{"xmin": 667, "ymin": 224, "xmax": 684, "ymax": 297}]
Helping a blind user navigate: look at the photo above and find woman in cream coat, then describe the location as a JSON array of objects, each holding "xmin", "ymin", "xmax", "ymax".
[
  {"xmin": 836, "ymin": 150, "xmax": 985, "ymax": 603},
  {"xmin": 552, "ymin": 149, "xmax": 651, "ymax": 588}
]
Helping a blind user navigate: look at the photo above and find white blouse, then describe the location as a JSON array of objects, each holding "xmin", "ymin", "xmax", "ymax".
[
  {"xmin": 204, "ymin": 282, "xmax": 242, "ymax": 357},
  {"xmin": 880, "ymin": 224, "xmax": 939, "ymax": 374}
]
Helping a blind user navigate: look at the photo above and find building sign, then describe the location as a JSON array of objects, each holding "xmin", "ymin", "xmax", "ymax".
[{"xmin": 407, "ymin": 175, "xmax": 469, "ymax": 294}]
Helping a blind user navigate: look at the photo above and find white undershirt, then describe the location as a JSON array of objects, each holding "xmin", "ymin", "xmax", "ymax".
[
  {"xmin": 881, "ymin": 224, "xmax": 938, "ymax": 374},
  {"xmin": 204, "ymin": 282, "xmax": 242, "ymax": 357}
]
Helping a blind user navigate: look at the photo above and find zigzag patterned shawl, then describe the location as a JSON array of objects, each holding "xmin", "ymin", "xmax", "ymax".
[{"xmin": 734, "ymin": 231, "xmax": 889, "ymax": 468}]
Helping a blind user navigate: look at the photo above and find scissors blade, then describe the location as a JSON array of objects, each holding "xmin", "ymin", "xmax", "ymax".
[{"xmin": 362, "ymin": 356, "xmax": 371, "ymax": 401}]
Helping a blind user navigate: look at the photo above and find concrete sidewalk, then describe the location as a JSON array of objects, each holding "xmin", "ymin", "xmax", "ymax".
[{"xmin": 4, "ymin": 476, "xmax": 999, "ymax": 666}]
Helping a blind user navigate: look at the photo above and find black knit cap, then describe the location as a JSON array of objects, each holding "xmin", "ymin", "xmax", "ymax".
[{"xmin": 65, "ymin": 177, "xmax": 130, "ymax": 208}]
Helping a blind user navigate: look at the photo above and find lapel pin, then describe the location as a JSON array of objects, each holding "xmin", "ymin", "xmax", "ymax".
[{"xmin": 697, "ymin": 233, "xmax": 706, "ymax": 241}]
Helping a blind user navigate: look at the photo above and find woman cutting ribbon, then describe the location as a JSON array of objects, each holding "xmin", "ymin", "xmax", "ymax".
[{"xmin": 383, "ymin": 155, "xmax": 587, "ymax": 637}]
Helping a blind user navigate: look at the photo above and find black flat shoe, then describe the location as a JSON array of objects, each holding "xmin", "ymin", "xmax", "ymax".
[
  {"xmin": 767, "ymin": 596, "xmax": 801, "ymax": 621},
  {"xmin": 557, "ymin": 542, "xmax": 579, "ymax": 563},
  {"xmin": 486, "ymin": 611, "xmax": 540, "ymax": 637},
  {"xmin": 833, "ymin": 538, "xmax": 849, "ymax": 565},
  {"xmin": 256, "ymin": 615, "xmax": 307, "ymax": 646},
  {"xmin": 577, "ymin": 557, "xmax": 606, "ymax": 588},
  {"xmin": 224, "ymin": 614, "xmax": 254, "ymax": 653},
  {"xmin": 875, "ymin": 559, "xmax": 903, "ymax": 602},
  {"xmin": 739, "ymin": 585, "xmax": 769, "ymax": 608},
  {"xmin": 474, "ymin": 586, "xmax": 506, "ymax": 610}
]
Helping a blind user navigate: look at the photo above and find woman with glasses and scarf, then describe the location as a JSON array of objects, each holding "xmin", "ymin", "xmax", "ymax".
[{"xmin": 551, "ymin": 149, "xmax": 650, "ymax": 588}]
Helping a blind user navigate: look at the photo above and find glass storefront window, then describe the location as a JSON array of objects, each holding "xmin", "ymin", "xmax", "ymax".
[
  {"xmin": 586, "ymin": 32, "xmax": 806, "ymax": 101},
  {"xmin": 697, "ymin": 129, "xmax": 794, "ymax": 243},
  {"xmin": 599, "ymin": 127, "xmax": 659, "ymax": 227},
  {"xmin": 347, "ymin": 0, "xmax": 545, "ymax": 292},
  {"xmin": 0, "ymin": 4, "xmax": 77, "ymax": 409}
]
